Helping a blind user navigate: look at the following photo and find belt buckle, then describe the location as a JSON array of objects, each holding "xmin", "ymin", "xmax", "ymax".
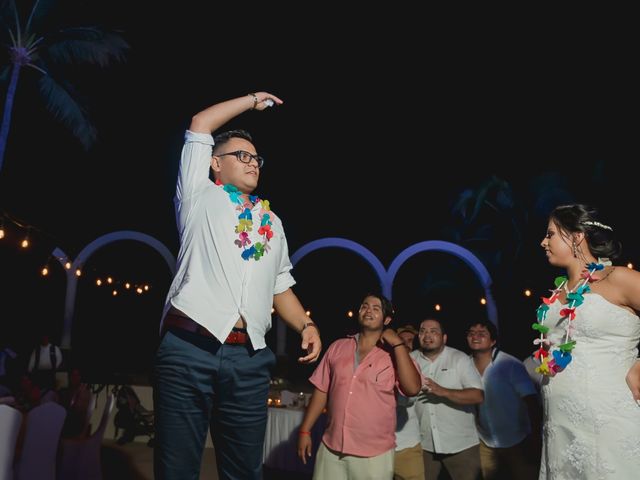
[{"xmin": 225, "ymin": 331, "xmax": 245, "ymax": 345}]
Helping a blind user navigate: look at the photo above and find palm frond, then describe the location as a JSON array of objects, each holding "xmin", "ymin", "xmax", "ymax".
[
  {"xmin": 47, "ymin": 28, "xmax": 129, "ymax": 66},
  {"xmin": 38, "ymin": 74, "xmax": 96, "ymax": 149},
  {"xmin": 25, "ymin": 0, "xmax": 57, "ymax": 35}
]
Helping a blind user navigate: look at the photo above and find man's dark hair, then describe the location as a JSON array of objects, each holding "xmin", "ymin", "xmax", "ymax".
[
  {"xmin": 362, "ymin": 292, "xmax": 394, "ymax": 321},
  {"xmin": 212, "ymin": 129, "xmax": 253, "ymax": 155},
  {"xmin": 421, "ymin": 317, "xmax": 446, "ymax": 335},
  {"xmin": 466, "ymin": 319, "xmax": 498, "ymax": 341}
]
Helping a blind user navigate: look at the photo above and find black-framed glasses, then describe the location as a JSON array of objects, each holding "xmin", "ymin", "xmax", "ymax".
[{"xmin": 216, "ymin": 150, "xmax": 264, "ymax": 168}]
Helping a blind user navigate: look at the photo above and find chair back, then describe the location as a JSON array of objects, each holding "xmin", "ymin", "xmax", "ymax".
[
  {"xmin": 0, "ymin": 405, "xmax": 22, "ymax": 480},
  {"xmin": 58, "ymin": 393, "xmax": 114, "ymax": 480},
  {"xmin": 15, "ymin": 401, "xmax": 66, "ymax": 480}
]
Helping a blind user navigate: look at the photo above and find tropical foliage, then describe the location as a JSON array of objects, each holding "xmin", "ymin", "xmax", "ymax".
[{"xmin": 0, "ymin": 0, "xmax": 128, "ymax": 173}]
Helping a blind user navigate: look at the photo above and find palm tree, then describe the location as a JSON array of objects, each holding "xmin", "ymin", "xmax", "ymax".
[{"xmin": 0, "ymin": 0, "xmax": 128, "ymax": 174}]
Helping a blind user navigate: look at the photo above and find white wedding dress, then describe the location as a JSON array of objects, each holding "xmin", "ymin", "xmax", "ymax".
[{"xmin": 540, "ymin": 293, "xmax": 640, "ymax": 479}]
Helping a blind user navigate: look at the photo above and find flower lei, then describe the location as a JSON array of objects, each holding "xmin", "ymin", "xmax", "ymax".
[
  {"xmin": 533, "ymin": 262, "xmax": 606, "ymax": 376},
  {"xmin": 216, "ymin": 181, "xmax": 274, "ymax": 261}
]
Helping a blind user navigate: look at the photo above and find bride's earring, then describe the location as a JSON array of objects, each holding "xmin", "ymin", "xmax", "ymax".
[{"xmin": 572, "ymin": 242, "xmax": 578, "ymax": 258}]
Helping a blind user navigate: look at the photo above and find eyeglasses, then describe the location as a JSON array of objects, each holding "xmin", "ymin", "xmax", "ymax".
[
  {"xmin": 216, "ymin": 150, "xmax": 264, "ymax": 168},
  {"xmin": 466, "ymin": 331, "xmax": 489, "ymax": 338}
]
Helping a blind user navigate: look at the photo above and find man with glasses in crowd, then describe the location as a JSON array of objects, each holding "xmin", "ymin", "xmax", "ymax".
[
  {"xmin": 466, "ymin": 319, "xmax": 540, "ymax": 480},
  {"xmin": 155, "ymin": 92, "xmax": 322, "ymax": 480},
  {"xmin": 412, "ymin": 318, "xmax": 484, "ymax": 480}
]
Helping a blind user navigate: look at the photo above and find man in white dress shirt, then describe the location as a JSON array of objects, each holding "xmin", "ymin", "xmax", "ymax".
[
  {"xmin": 394, "ymin": 324, "xmax": 424, "ymax": 480},
  {"xmin": 154, "ymin": 92, "xmax": 322, "ymax": 480},
  {"xmin": 412, "ymin": 318, "xmax": 484, "ymax": 480}
]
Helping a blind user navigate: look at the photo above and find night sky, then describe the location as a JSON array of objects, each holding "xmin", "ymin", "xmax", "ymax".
[{"xmin": 1, "ymin": 2, "xmax": 636, "ymax": 383}]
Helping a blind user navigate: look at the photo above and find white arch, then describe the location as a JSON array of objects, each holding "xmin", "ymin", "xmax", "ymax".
[
  {"xmin": 59, "ymin": 231, "xmax": 176, "ymax": 348},
  {"xmin": 279, "ymin": 238, "xmax": 497, "ymax": 355},
  {"xmin": 386, "ymin": 240, "xmax": 497, "ymax": 327}
]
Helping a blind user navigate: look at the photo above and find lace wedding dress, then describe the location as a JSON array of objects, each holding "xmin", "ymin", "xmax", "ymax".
[{"xmin": 540, "ymin": 293, "xmax": 640, "ymax": 479}]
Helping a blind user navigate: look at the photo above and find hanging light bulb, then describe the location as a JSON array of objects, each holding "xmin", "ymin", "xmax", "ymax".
[
  {"xmin": 21, "ymin": 237, "xmax": 29, "ymax": 248},
  {"xmin": 96, "ymin": 279, "xmax": 102, "ymax": 286},
  {"xmin": 75, "ymin": 269, "xmax": 82, "ymax": 277},
  {"xmin": 435, "ymin": 304, "xmax": 441, "ymax": 311},
  {"xmin": 524, "ymin": 289, "xmax": 532, "ymax": 297},
  {"xmin": 125, "ymin": 283, "xmax": 131, "ymax": 289},
  {"xmin": 480, "ymin": 298, "xmax": 487, "ymax": 305},
  {"xmin": 41, "ymin": 266, "xmax": 49, "ymax": 276},
  {"xmin": 347, "ymin": 310, "xmax": 353, "ymax": 318},
  {"xmin": 64, "ymin": 261, "xmax": 71, "ymax": 270}
]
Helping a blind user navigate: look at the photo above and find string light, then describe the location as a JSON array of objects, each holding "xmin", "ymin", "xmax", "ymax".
[
  {"xmin": 627, "ymin": 263, "xmax": 634, "ymax": 269},
  {"xmin": 480, "ymin": 298, "xmax": 487, "ymax": 305},
  {"xmin": 524, "ymin": 289, "xmax": 532, "ymax": 297},
  {"xmin": 305, "ymin": 310, "xmax": 311, "ymax": 316},
  {"xmin": 435, "ymin": 304, "xmax": 441, "ymax": 311},
  {"xmin": 347, "ymin": 310, "xmax": 353, "ymax": 318},
  {"xmin": 41, "ymin": 266, "xmax": 49, "ymax": 276}
]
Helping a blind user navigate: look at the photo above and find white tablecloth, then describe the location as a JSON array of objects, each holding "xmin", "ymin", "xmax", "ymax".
[{"xmin": 263, "ymin": 406, "xmax": 325, "ymax": 473}]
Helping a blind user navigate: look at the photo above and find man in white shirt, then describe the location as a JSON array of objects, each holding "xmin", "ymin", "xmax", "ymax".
[
  {"xmin": 27, "ymin": 335, "xmax": 63, "ymax": 391},
  {"xmin": 394, "ymin": 324, "xmax": 424, "ymax": 480},
  {"xmin": 154, "ymin": 92, "xmax": 322, "ymax": 480},
  {"xmin": 467, "ymin": 320, "xmax": 540, "ymax": 480},
  {"xmin": 412, "ymin": 318, "xmax": 484, "ymax": 480}
]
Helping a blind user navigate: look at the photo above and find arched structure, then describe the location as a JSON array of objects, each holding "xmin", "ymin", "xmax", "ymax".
[
  {"xmin": 276, "ymin": 238, "xmax": 497, "ymax": 355},
  {"xmin": 57, "ymin": 231, "xmax": 176, "ymax": 347}
]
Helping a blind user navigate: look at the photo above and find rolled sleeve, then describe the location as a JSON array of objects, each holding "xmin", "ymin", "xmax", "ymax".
[
  {"xmin": 176, "ymin": 130, "xmax": 214, "ymax": 202},
  {"xmin": 459, "ymin": 356, "xmax": 484, "ymax": 390},
  {"xmin": 273, "ymin": 230, "xmax": 296, "ymax": 295},
  {"xmin": 309, "ymin": 344, "xmax": 335, "ymax": 393}
]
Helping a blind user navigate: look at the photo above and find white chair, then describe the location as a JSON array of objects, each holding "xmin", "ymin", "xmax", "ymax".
[
  {"xmin": 40, "ymin": 389, "xmax": 59, "ymax": 404},
  {"xmin": 0, "ymin": 405, "xmax": 22, "ymax": 480},
  {"xmin": 58, "ymin": 393, "xmax": 115, "ymax": 480},
  {"xmin": 15, "ymin": 401, "xmax": 67, "ymax": 480}
]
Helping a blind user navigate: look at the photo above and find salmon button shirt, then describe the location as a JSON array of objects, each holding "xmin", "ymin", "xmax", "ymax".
[{"xmin": 309, "ymin": 335, "xmax": 417, "ymax": 457}]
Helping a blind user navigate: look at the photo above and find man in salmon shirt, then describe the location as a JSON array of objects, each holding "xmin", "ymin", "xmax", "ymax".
[{"xmin": 297, "ymin": 293, "xmax": 422, "ymax": 479}]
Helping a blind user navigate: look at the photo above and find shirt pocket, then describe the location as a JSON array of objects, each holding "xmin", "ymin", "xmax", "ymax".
[{"xmin": 368, "ymin": 364, "xmax": 394, "ymax": 390}]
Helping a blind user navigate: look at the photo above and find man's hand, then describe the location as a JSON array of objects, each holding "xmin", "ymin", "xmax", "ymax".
[
  {"xmin": 421, "ymin": 377, "xmax": 446, "ymax": 397},
  {"xmin": 251, "ymin": 91, "xmax": 284, "ymax": 111},
  {"xmin": 297, "ymin": 433, "xmax": 313, "ymax": 464},
  {"xmin": 298, "ymin": 325, "xmax": 321, "ymax": 363},
  {"xmin": 381, "ymin": 328, "xmax": 402, "ymax": 347}
]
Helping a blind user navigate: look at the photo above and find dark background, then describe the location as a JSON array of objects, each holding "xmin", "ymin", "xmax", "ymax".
[{"xmin": 1, "ymin": 1, "xmax": 636, "ymax": 386}]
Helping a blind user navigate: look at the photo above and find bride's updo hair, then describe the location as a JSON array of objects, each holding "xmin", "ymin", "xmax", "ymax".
[{"xmin": 550, "ymin": 204, "xmax": 622, "ymax": 260}]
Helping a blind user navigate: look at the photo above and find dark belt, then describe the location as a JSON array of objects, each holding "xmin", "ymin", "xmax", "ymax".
[{"xmin": 163, "ymin": 314, "xmax": 249, "ymax": 345}]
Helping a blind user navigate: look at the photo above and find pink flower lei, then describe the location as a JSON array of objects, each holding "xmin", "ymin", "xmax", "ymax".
[
  {"xmin": 216, "ymin": 180, "xmax": 274, "ymax": 261},
  {"xmin": 532, "ymin": 262, "xmax": 607, "ymax": 376}
]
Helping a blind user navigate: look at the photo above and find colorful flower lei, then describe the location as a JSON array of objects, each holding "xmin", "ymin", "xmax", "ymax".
[
  {"xmin": 216, "ymin": 181, "xmax": 274, "ymax": 261},
  {"xmin": 533, "ymin": 262, "xmax": 606, "ymax": 376}
]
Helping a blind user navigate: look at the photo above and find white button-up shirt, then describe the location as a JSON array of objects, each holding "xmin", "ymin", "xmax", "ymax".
[
  {"xmin": 474, "ymin": 349, "xmax": 537, "ymax": 448},
  {"xmin": 162, "ymin": 131, "xmax": 296, "ymax": 349},
  {"xmin": 412, "ymin": 346, "xmax": 483, "ymax": 454}
]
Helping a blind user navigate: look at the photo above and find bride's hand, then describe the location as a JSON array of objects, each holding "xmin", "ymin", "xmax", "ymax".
[{"xmin": 625, "ymin": 360, "xmax": 640, "ymax": 403}]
